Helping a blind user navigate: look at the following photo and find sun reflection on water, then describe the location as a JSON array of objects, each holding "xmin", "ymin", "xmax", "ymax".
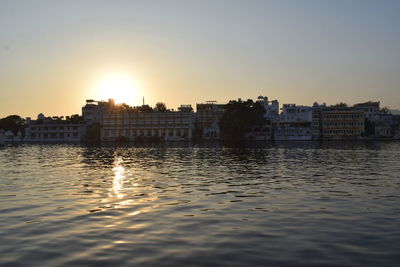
[
  {"xmin": 96, "ymin": 155, "xmax": 159, "ymax": 222},
  {"xmin": 112, "ymin": 157, "xmax": 125, "ymax": 198}
]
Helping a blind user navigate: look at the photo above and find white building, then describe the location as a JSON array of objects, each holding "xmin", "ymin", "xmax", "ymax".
[
  {"xmin": 275, "ymin": 104, "xmax": 313, "ymax": 141},
  {"xmin": 24, "ymin": 114, "xmax": 86, "ymax": 143},
  {"xmin": 256, "ymin": 96, "xmax": 279, "ymax": 121},
  {"xmin": 373, "ymin": 114, "xmax": 394, "ymax": 138},
  {"xmin": 280, "ymin": 104, "xmax": 313, "ymax": 122},
  {"xmin": 202, "ymin": 121, "xmax": 220, "ymax": 139},
  {"xmin": 353, "ymin": 101, "xmax": 380, "ymax": 121}
]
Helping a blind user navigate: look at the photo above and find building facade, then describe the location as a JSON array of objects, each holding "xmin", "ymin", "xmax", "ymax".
[
  {"xmin": 24, "ymin": 114, "xmax": 86, "ymax": 142},
  {"xmin": 101, "ymin": 107, "xmax": 195, "ymax": 142},
  {"xmin": 256, "ymin": 96, "xmax": 280, "ymax": 122},
  {"xmin": 311, "ymin": 102, "xmax": 327, "ymax": 140},
  {"xmin": 353, "ymin": 101, "xmax": 380, "ymax": 121},
  {"xmin": 82, "ymin": 99, "xmax": 115, "ymax": 124},
  {"xmin": 321, "ymin": 109, "xmax": 365, "ymax": 139},
  {"xmin": 275, "ymin": 104, "xmax": 313, "ymax": 141}
]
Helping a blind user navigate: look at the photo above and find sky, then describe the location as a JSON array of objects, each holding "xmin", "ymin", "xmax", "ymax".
[{"xmin": 1, "ymin": 0, "xmax": 400, "ymax": 118}]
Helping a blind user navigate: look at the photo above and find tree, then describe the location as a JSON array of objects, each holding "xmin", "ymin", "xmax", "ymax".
[
  {"xmin": 219, "ymin": 99, "xmax": 265, "ymax": 141},
  {"xmin": 154, "ymin": 102, "xmax": 167, "ymax": 112},
  {"xmin": 332, "ymin": 102, "xmax": 348, "ymax": 108},
  {"xmin": 138, "ymin": 105, "xmax": 153, "ymax": 112},
  {"xmin": 66, "ymin": 114, "xmax": 83, "ymax": 123},
  {"xmin": 0, "ymin": 115, "xmax": 25, "ymax": 135},
  {"xmin": 115, "ymin": 103, "xmax": 131, "ymax": 111}
]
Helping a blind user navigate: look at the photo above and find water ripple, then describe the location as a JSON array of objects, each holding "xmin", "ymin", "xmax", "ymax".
[{"xmin": 1, "ymin": 143, "xmax": 400, "ymax": 266}]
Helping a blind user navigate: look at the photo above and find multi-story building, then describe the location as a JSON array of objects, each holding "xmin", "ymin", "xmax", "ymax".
[
  {"xmin": 353, "ymin": 101, "xmax": 380, "ymax": 121},
  {"xmin": 24, "ymin": 114, "xmax": 86, "ymax": 142},
  {"xmin": 82, "ymin": 99, "xmax": 115, "ymax": 124},
  {"xmin": 321, "ymin": 109, "xmax": 365, "ymax": 139},
  {"xmin": 393, "ymin": 115, "xmax": 400, "ymax": 140},
  {"xmin": 195, "ymin": 102, "xmax": 225, "ymax": 139},
  {"xmin": 275, "ymin": 104, "xmax": 313, "ymax": 140},
  {"xmin": 256, "ymin": 96, "xmax": 280, "ymax": 121},
  {"xmin": 101, "ymin": 105, "xmax": 195, "ymax": 142},
  {"xmin": 245, "ymin": 122, "xmax": 273, "ymax": 141},
  {"xmin": 311, "ymin": 102, "xmax": 327, "ymax": 140},
  {"xmin": 373, "ymin": 113, "xmax": 395, "ymax": 138}
]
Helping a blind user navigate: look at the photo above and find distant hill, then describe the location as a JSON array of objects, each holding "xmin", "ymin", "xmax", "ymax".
[{"xmin": 390, "ymin": 109, "xmax": 400, "ymax": 115}]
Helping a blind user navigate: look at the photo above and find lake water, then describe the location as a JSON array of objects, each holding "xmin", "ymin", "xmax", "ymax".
[{"xmin": 1, "ymin": 142, "xmax": 400, "ymax": 266}]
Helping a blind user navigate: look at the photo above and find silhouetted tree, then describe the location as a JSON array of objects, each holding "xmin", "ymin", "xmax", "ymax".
[
  {"xmin": 138, "ymin": 105, "xmax": 153, "ymax": 112},
  {"xmin": 0, "ymin": 115, "xmax": 25, "ymax": 135},
  {"xmin": 219, "ymin": 99, "xmax": 265, "ymax": 141},
  {"xmin": 115, "ymin": 103, "xmax": 131, "ymax": 111},
  {"xmin": 332, "ymin": 102, "xmax": 348, "ymax": 108},
  {"xmin": 66, "ymin": 114, "xmax": 83, "ymax": 123},
  {"xmin": 154, "ymin": 102, "xmax": 167, "ymax": 112}
]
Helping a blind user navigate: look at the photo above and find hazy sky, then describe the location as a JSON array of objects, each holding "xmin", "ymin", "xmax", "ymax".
[{"xmin": 1, "ymin": 0, "xmax": 400, "ymax": 118}]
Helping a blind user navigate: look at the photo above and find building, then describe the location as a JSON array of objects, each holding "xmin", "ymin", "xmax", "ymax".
[
  {"xmin": 195, "ymin": 102, "xmax": 225, "ymax": 139},
  {"xmin": 392, "ymin": 115, "xmax": 400, "ymax": 140},
  {"xmin": 373, "ymin": 113, "xmax": 395, "ymax": 138},
  {"xmin": 353, "ymin": 101, "xmax": 380, "ymax": 121},
  {"xmin": 2, "ymin": 130, "xmax": 23, "ymax": 142},
  {"xmin": 256, "ymin": 96, "xmax": 280, "ymax": 121},
  {"xmin": 101, "ymin": 105, "xmax": 195, "ymax": 142},
  {"xmin": 311, "ymin": 102, "xmax": 327, "ymax": 140},
  {"xmin": 321, "ymin": 109, "xmax": 365, "ymax": 139},
  {"xmin": 82, "ymin": 99, "xmax": 115, "ymax": 124},
  {"xmin": 24, "ymin": 114, "xmax": 86, "ymax": 143},
  {"xmin": 245, "ymin": 122, "xmax": 273, "ymax": 141},
  {"xmin": 275, "ymin": 104, "xmax": 313, "ymax": 141}
]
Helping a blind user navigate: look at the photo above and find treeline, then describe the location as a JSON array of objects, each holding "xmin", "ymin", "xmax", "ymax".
[
  {"xmin": 112, "ymin": 102, "xmax": 193, "ymax": 112},
  {"xmin": 219, "ymin": 99, "xmax": 266, "ymax": 142}
]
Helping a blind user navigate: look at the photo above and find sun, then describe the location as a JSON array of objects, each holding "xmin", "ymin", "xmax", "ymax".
[{"xmin": 93, "ymin": 72, "xmax": 142, "ymax": 106}]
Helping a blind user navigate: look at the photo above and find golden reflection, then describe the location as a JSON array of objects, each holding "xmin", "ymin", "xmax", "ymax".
[
  {"xmin": 112, "ymin": 157, "xmax": 125, "ymax": 198},
  {"xmin": 94, "ymin": 155, "xmax": 160, "ymax": 229}
]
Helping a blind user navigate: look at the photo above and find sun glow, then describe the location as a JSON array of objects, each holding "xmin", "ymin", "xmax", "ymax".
[{"xmin": 93, "ymin": 73, "xmax": 142, "ymax": 105}]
